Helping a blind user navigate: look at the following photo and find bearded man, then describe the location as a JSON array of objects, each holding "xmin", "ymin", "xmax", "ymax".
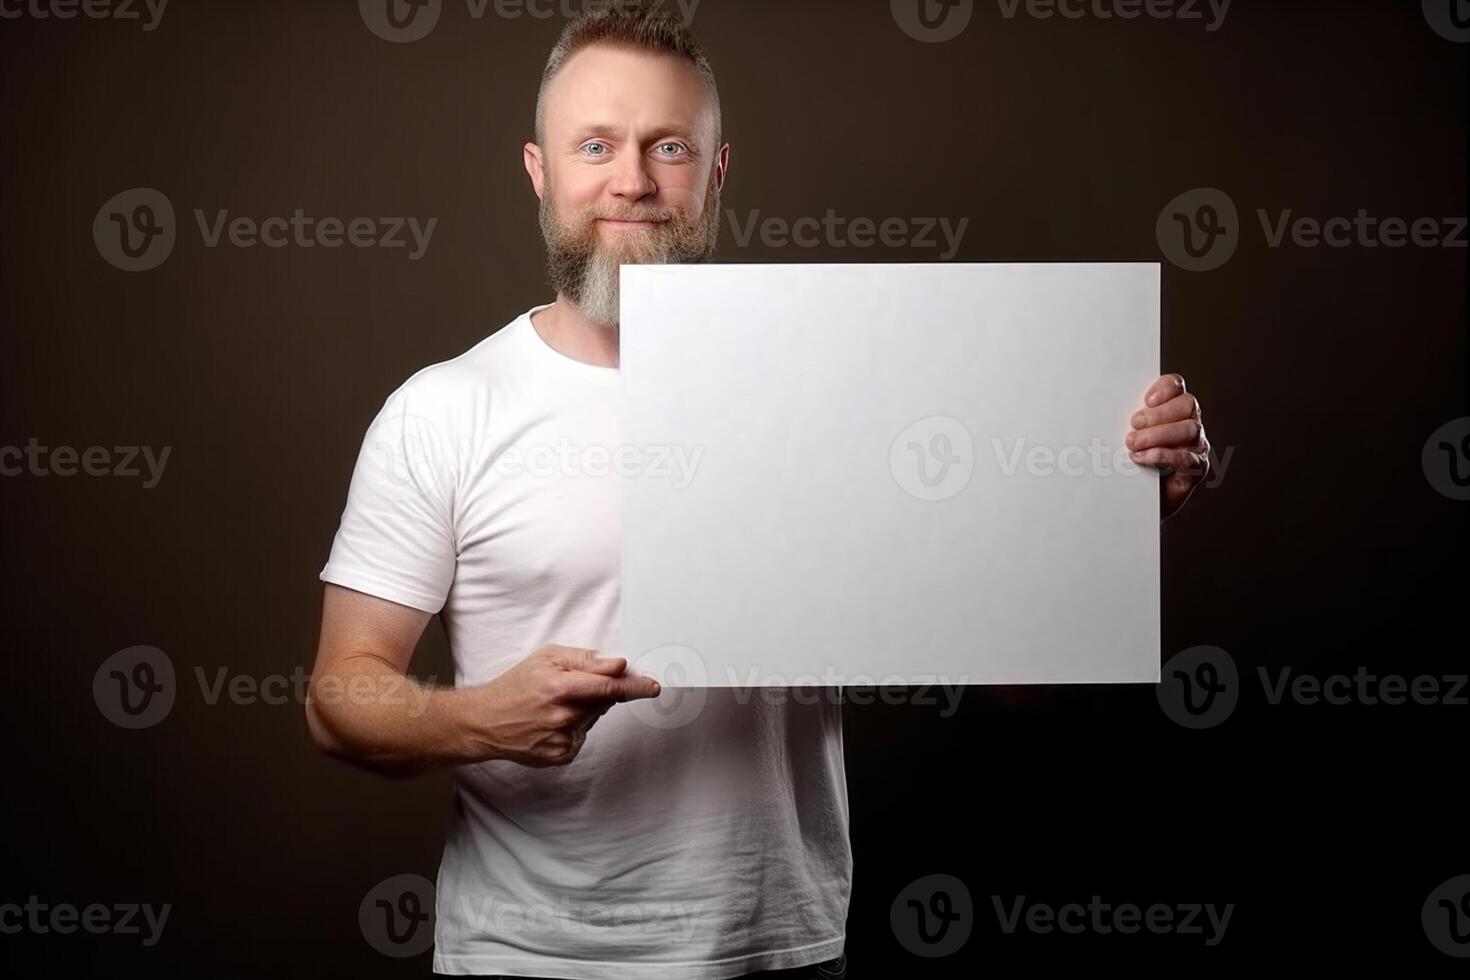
[{"xmin": 307, "ymin": 5, "xmax": 1211, "ymax": 979}]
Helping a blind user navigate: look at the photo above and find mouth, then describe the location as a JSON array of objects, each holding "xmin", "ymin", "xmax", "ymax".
[{"xmin": 597, "ymin": 218, "xmax": 666, "ymax": 230}]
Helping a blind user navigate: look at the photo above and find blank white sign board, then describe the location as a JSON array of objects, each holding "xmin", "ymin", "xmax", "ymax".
[{"xmin": 620, "ymin": 263, "xmax": 1160, "ymax": 686}]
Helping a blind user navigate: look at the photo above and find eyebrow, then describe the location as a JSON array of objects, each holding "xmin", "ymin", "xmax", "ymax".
[{"xmin": 571, "ymin": 123, "xmax": 700, "ymax": 145}]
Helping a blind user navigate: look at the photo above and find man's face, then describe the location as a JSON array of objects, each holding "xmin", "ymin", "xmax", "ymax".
[{"xmin": 530, "ymin": 44, "xmax": 726, "ymax": 327}]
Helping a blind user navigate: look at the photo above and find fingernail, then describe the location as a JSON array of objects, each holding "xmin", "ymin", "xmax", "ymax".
[
  {"xmin": 1125, "ymin": 431, "xmax": 1137, "ymax": 447},
  {"xmin": 1131, "ymin": 411, "xmax": 1145, "ymax": 427}
]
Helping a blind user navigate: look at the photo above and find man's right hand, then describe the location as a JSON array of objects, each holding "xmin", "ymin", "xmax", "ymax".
[
  {"xmin": 307, "ymin": 585, "xmax": 662, "ymax": 776},
  {"xmin": 471, "ymin": 645, "xmax": 662, "ymax": 767}
]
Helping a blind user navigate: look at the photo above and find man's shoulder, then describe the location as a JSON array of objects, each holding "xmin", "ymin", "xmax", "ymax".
[{"xmin": 386, "ymin": 309, "xmax": 531, "ymax": 408}]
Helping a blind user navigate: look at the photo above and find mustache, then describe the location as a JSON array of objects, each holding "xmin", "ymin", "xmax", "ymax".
[{"xmin": 584, "ymin": 206, "xmax": 679, "ymax": 224}]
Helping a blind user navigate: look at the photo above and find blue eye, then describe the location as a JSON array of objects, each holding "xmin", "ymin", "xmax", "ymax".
[
  {"xmin": 583, "ymin": 142, "xmax": 607, "ymax": 156},
  {"xmin": 658, "ymin": 142, "xmax": 685, "ymax": 156}
]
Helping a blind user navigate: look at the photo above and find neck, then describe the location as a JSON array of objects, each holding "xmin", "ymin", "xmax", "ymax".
[{"xmin": 531, "ymin": 294, "xmax": 621, "ymax": 369}]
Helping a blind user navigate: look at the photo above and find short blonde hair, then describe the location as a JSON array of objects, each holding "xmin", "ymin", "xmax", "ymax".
[{"xmin": 534, "ymin": 1, "xmax": 721, "ymax": 149}]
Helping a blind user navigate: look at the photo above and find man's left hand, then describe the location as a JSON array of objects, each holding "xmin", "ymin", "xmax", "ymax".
[{"xmin": 1127, "ymin": 373, "xmax": 1210, "ymax": 521}]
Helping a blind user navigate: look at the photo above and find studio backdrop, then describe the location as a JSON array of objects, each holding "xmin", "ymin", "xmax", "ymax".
[{"xmin": 1, "ymin": 0, "xmax": 1466, "ymax": 974}]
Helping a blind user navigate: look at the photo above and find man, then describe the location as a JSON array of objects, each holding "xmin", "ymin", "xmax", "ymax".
[{"xmin": 306, "ymin": 5, "xmax": 1211, "ymax": 978}]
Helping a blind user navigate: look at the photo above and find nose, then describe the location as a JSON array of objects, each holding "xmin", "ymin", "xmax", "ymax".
[{"xmin": 606, "ymin": 148, "xmax": 658, "ymax": 203}]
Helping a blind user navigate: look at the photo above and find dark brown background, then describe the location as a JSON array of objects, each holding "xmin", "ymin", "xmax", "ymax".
[{"xmin": 1, "ymin": 0, "xmax": 1465, "ymax": 973}]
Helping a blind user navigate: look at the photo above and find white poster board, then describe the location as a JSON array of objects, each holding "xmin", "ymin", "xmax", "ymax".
[{"xmin": 620, "ymin": 263, "xmax": 1160, "ymax": 687}]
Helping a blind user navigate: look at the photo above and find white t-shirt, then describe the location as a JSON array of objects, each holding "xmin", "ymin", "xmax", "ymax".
[{"xmin": 320, "ymin": 304, "xmax": 852, "ymax": 979}]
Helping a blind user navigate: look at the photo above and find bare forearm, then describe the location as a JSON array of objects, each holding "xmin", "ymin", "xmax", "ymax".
[
  {"xmin": 306, "ymin": 658, "xmax": 497, "ymax": 777},
  {"xmin": 305, "ymin": 630, "xmax": 660, "ymax": 775}
]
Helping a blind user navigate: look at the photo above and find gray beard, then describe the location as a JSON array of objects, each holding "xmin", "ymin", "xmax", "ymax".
[
  {"xmin": 569, "ymin": 248, "xmax": 629, "ymax": 328},
  {"xmin": 538, "ymin": 173, "xmax": 722, "ymax": 327}
]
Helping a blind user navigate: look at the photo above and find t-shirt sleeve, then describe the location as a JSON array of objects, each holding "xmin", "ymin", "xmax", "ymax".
[{"xmin": 319, "ymin": 380, "xmax": 459, "ymax": 613}]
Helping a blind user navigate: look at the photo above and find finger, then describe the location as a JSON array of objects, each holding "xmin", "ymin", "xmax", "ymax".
[
  {"xmin": 565, "ymin": 726, "xmax": 587, "ymax": 761},
  {"xmin": 1143, "ymin": 373, "xmax": 1187, "ymax": 408},
  {"xmin": 579, "ymin": 656, "xmax": 630, "ymax": 676},
  {"xmin": 580, "ymin": 702, "xmax": 614, "ymax": 733},
  {"xmin": 534, "ymin": 726, "xmax": 587, "ymax": 767},
  {"xmin": 557, "ymin": 671, "xmax": 663, "ymax": 704},
  {"xmin": 545, "ymin": 646, "xmax": 624, "ymax": 675},
  {"xmin": 1129, "ymin": 446, "xmax": 1209, "ymax": 481},
  {"xmin": 1131, "ymin": 392, "xmax": 1199, "ymax": 430},
  {"xmin": 1163, "ymin": 463, "xmax": 1205, "ymax": 514},
  {"xmin": 1127, "ymin": 418, "xmax": 1202, "ymax": 452}
]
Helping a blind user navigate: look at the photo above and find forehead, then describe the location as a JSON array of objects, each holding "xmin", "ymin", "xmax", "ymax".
[{"xmin": 542, "ymin": 43, "xmax": 716, "ymax": 141}]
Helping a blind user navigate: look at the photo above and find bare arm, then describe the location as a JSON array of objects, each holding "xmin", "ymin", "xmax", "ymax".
[{"xmin": 305, "ymin": 584, "xmax": 661, "ymax": 778}]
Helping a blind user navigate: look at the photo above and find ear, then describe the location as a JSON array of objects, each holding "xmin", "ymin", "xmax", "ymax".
[
  {"xmin": 713, "ymin": 142, "xmax": 731, "ymax": 193},
  {"xmin": 524, "ymin": 142, "xmax": 546, "ymax": 201}
]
